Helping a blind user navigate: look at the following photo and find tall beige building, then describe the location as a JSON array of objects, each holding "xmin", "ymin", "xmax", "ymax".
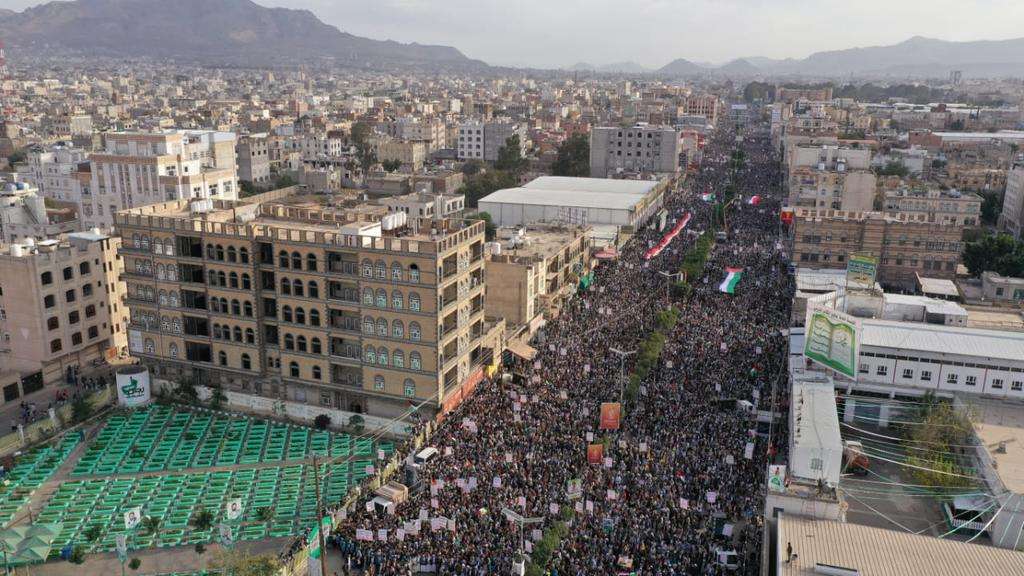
[
  {"xmin": 0, "ymin": 230, "xmax": 129, "ymax": 387},
  {"xmin": 85, "ymin": 130, "xmax": 238, "ymax": 229},
  {"xmin": 115, "ymin": 191, "xmax": 497, "ymax": 418}
]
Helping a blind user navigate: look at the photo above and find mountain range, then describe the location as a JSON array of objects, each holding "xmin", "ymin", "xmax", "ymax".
[
  {"xmin": 579, "ymin": 37, "xmax": 1024, "ymax": 79},
  {"xmin": 0, "ymin": 0, "xmax": 485, "ymax": 70},
  {"xmin": 3, "ymin": 1, "xmax": 1024, "ymax": 78}
]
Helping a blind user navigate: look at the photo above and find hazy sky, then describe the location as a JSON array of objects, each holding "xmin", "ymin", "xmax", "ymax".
[{"xmin": 7, "ymin": 0, "xmax": 1024, "ymax": 68}]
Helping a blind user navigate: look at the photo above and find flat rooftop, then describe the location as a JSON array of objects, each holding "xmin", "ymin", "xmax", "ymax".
[
  {"xmin": 779, "ymin": 513, "xmax": 1024, "ymax": 575},
  {"xmin": 861, "ymin": 319, "xmax": 1024, "ymax": 363},
  {"xmin": 493, "ymin": 225, "xmax": 587, "ymax": 260},
  {"xmin": 522, "ymin": 176, "xmax": 660, "ymax": 195},
  {"xmin": 970, "ymin": 397, "xmax": 1024, "ymax": 494}
]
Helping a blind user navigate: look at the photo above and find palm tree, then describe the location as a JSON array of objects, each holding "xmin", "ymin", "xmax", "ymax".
[
  {"xmin": 139, "ymin": 516, "xmax": 161, "ymax": 538},
  {"xmin": 190, "ymin": 507, "xmax": 214, "ymax": 532}
]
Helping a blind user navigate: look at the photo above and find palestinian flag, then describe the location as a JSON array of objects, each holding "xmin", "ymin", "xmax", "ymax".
[
  {"xmin": 747, "ymin": 195, "xmax": 761, "ymax": 206},
  {"xmin": 701, "ymin": 192, "xmax": 716, "ymax": 202},
  {"xmin": 719, "ymin": 267, "xmax": 743, "ymax": 294}
]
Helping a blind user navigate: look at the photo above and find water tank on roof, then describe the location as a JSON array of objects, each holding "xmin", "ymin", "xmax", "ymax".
[
  {"xmin": 24, "ymin": 238, "xmax": 35, "ymax": 247},
  {"xmin": 9, "ymin": 244, "xmax": 23, "ymax": 257}
]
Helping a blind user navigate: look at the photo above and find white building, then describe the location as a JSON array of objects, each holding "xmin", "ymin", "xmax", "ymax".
[
  {"xmin": 25, "ymin": 143, "xmax": 89, "ymax": 202},
  {"xmin": 457, "ymin": 121, "xmax": 485, "ymax": 160},
  {"xmin": 457, "ymin": 121, "xmax": 527, "ymax": 162},
  {"xmin": 84, "ymin": 130, "xmax": 238, "ymax": 229},
  {"xmin": 1001, "ymin": 166, "xmax": 1024, "ymax": 239},
  {"xmin": 0, "ymin": 181, "xmax": 79, "ymax": 243},
  {"xmin": 478, "ymin": 176, "xmax": 668, "ymax": 228}
]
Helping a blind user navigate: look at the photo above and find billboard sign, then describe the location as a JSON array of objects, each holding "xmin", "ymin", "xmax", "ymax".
[
  {"xmin": 768, "ymin": 465, "xmax": 787, "ymax": 493},
  {"xmin": 804, "ymin": 305, "xmax": 860, "ymax": 379},
  {"xmin": 846, "ymin": 253, "xmax": 878, "ymax": 288},
  {"xmin": 116, "ymin": 367, "xmax": 152, "ymax": 407}
]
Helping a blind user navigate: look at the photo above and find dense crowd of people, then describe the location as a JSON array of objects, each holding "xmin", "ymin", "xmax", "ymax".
[{"xmin": 333, "ymin": 119, "xmax": 794, "ymax": 575}]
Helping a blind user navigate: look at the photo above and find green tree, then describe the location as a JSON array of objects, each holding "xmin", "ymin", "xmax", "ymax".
[
  {"xmin": 476, "ymin": 211, "xmax": 497, "ymax": 240},
  {"xmin": 272, "ymin": 174, "xmax": 296, "ymax": 189},
  {"xmin": 190, "ymin": 507, "xmax": 215, "ymax": 532},
  {"xmin": 381, "ymin": 159, "xmax": 402, "ymax": 172},
  {"xmin": 876, "ymin": 161, "xmax": 909, "ymax": 177},
  {"xmin": 551, "ymin": 134, "xmax": 590, "ymax": 177},
  {"xmin": 67, "ymin": 545, "xmax": 85, "ymax": 564},
  {"xmin": 495, "ymin": 135, "xmax": 528, "ymax": 174},
  {"xmin": 83, "ymin": 525, "xmax": 103, "ymax": 543},
  {"xmin": 313, "ymin": 414, "xmax": 331, "ymax": 430},
  {"xmin": 239, "ymin": 180, "xmax": 258, "ymax": 197},
  {"xmin": 71, "ymin": 395, "xmax": 93, "ymax": 424},
  {"xmin": 979, "ymin": 190, "xmax": 1002, "ymax": 226},
  {"xmin": 139, "ymin": 516, "xmax": 161, "ymax": 537},
  {"xmin": 348, "ymin": 414, "xmax": 365, "ymax": 434},
  {"xmin": 255, "ymin": 506, "xmax": 275, "ymax": 522},
  {"xmin": 962, "ymin": 233, "xmax": 1024, "ymax": 277},
  {"xmin": 459, "ymin": 170, "xmax": 518, "ymax": 208},
  {"xmin": 461, "ymin": 159, "xmax": 484, "ymax": 176},
  {"xmin": 350, "ymin": 121, "xmax": 378, "ymax": 175},
  {"xmin": 128, "ymin": 557, "xmax": 141, "ymax": 571}
]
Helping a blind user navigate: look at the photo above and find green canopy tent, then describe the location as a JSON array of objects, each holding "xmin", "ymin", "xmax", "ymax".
[{"xmin": 0, "ymin": 523, "xmax": 62, "ymax": 566}]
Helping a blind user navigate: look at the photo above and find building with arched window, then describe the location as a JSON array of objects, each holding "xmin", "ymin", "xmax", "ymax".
[{"xmin": 115, "ymin": 195, "xmax": 498, "ymax": 419}]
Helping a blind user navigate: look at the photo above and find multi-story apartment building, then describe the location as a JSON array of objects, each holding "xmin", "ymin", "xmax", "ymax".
[
  {"xmin": 236, "ymin": 133, "xmax": 271, "ymax": 186},
  {"xmin": 456, "ymin": 121, "xmax": 527, "ymax": 163},
  {"xmin": 84, "ymin": 130, "xmax": 238, "ymax": 229},
  {"xmin": 395, "ymin": 117, "xmax": 446, "ymax": 152},
  {"xmin": 456, "ymin": 122, "xmax": 485, "ymax": 160},
  {"xmin": 883, "ymin": 186, "xmax": 982, "ymax": 227},
  {"xmin": 0, "ymin": 230, "xmax": 128, "ymax": 386},
  {"xmin": 788, "ymin": 167, "xmax": 876, "ymax": 211},
  {"xmin": 485, "ymin": 225, "xmax": 591, "ymax": 331},
  {"xmin": 789, "ymin": 208, "xmax": 964, "ymax": 289},
  {"xmin": 681, "ymin": 95, "xmax": 720, "ymax": 125},
  {"xmin": 482, "ymin": 121, "xmax": 527, "ymax": 163},
  {"xmin": 374, "ymin": 138, "xmax": 427, "ymax": 172},
  {"xmin": 115, "ymin": 193, "xmax": 494, "ymax": 419},
  {"xmin": 589, "ymin": 124, "xmax": 681, "ymax": 178},
  {"xmin": 1001, "ymin": 166, "xmax": 1024, "ymax": 239},
  {"xmin": 26, "ymin": 143, "xmax": 90, "ymax": 202}
]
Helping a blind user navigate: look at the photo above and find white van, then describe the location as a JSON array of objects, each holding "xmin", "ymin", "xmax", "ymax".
[{"xmin": 412, "ymin": 446, "xmax": 439, "ymax": 468}]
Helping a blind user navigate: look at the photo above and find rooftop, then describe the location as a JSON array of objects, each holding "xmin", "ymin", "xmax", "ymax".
[
  {"xmin": 492, "ymin": 224, "xmax": 588, "ymax": 261},
  {"xmin": 969, "ymin": 397, "xmax": 1024, "ymax": 494},
  {"xmin": 860, "ymin": 319, "xmax": 1024, "ymax": 363},
  {"xmin": 779, "ymin": 513, "xmax": 1024, "ymax": 576}
]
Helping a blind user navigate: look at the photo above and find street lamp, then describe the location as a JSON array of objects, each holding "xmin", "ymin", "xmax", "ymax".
[
  {"xmin": 502, "ymin": 507, "xmax": 544, "ymax": 576},
  {"xmin": 657, "ymin": 271, "xmax": 684, "ymax": 300},
  {"xmin": 608, "ymin": 348, "xmax": 636, "ymax": 403}
]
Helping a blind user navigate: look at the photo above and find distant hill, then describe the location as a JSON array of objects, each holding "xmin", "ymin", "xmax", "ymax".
[
  {"xmin": 567, "ymin": 61, "xmax": 649, "ymax": 73},
  {"xmin": 0, "ymin": 0, "xmax": 484, "ymax": 69},
  {"xmin": 745, "ymin": 36, "xmax": 1024, "ymax": 77},
  {"xmin": 715, "ymin": 58, "xmax": 761, "ymax": 77},
  {"xmin": 656, "ymin": 58, "xmax": 706, "ymax": 76}
]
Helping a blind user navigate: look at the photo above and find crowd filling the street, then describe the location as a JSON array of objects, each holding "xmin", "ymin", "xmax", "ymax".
[{"xmin": 331, "ymin": 120, "xmax": 794, "ymax": 575}]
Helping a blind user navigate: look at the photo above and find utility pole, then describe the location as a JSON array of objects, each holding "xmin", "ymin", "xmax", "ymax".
[
  {"xmin": 609, "ymin": 347, "xmax": 636, "ymax": 403},
  {"xmin": 311, "ymin": 454, "xmax": 328, "ymax": 576},
  {"xmin": 502, "ymin": 507, "xmax": 544, "ymax": 575},
  {"xmin": 657, "ymin": 271, "xmax": 683, "ymax": 301}
]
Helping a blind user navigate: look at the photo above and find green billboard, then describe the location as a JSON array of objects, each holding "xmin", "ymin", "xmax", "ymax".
[
  {"xmin": 846, "ymin": 253, "xmax": 878, "ymax": 288},
  {"xmin": 804, "ymin": 306, "xmax": 860, "ymax": 379}
]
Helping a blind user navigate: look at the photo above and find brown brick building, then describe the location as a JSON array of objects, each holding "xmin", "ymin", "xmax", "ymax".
[{"xmin": 789, "ymin": 208, "xmax": 964, "ymax": 289}]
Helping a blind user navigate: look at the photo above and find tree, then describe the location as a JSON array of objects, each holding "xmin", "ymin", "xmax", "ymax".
[
  {"xmin": 313, "ymin": 414, "xmax": 331, "ymax": 430},
  {"xmin": 348, "ymin": 414, "xmax": 365, "ymax": 434},
  {"xmin": 350, "ymin": 121, "xmax": 378, "ymax": 175},
  {"xmin": 461, "ymin": 159, "xmax": 484, "ymax": 176},
  {"xmin": 551, "ymin": 134, "xmax": 590, "ymax": 177},
  {"xmin": 980, "ymin": 190, "xmax": 1003, "ymax": 226},
  {"xmin": 208, "ymin": 383, "xmax": 227, "ymax": 411},
  {"xmin": 139, "ymin": 516, "xmax": 161, "ymax": 537},
  {"xmin": 255, "ymin": 506, "xmax": 275, "ymax": 523},
  {"xmin": 83, "ymin": 525, "xmax": 102, "ymax": 543},
  {"xmin": 876, "ymin": 161, "xmax": 909, "ymax": 177},
  {"xmin": 71, "ymin": 395, "xmax": 93, "ymax": 424},
  {"xmin": 495, "ymin": 135, "xmax": 528, "ymax": 174},
  {"xmin": 67, "ymin": 545, "xmax": 85, "ymax": 564},
  {"xmin": 381, "ymin": 159, "xmax": 402, "ymax": 172},
  {"xmin": 949, "ymin": 119, "xmax": 966, "ymax": 131},
  {"xmin": 459, "ymin": 170, "xmax": 518, "ymax": 208},
  {"xmin": 239, "ymin": 180, "xmax": 258, "ymax": 198},
  {"xmin": 190, "ymin": 507, "xmax": 215, "ymax": 532},
  {"xmin": 272, "ymin": 174, "xmax": 296, "ymax": 190},
  {"xmin": 962, "ymin": 233, "xmax": 1024, "ymax": 277},
  {"xmin": 476, "ymin": 212, "xmax": 497, "ymax": 240},
  {"xmin": 128, "ymin": 557, "xmax": 141, "ymax": 571}
]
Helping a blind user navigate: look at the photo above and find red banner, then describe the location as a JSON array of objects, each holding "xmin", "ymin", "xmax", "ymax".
[
  {"xmin": 587, "ymin": 443, "xmax": 604, "ymax": 464},
  {"xmin": 599, "ymin": 402, "xmax": 622, "ymax": 430},
  {"xmin": 644, "ymin": 212, "xmax": 692, "ymax": 260}
]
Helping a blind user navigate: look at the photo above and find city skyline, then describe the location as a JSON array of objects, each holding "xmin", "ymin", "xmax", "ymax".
[{"xmin": 3, "ymin": 0, "xmax": 1024, "ymax": 68}]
